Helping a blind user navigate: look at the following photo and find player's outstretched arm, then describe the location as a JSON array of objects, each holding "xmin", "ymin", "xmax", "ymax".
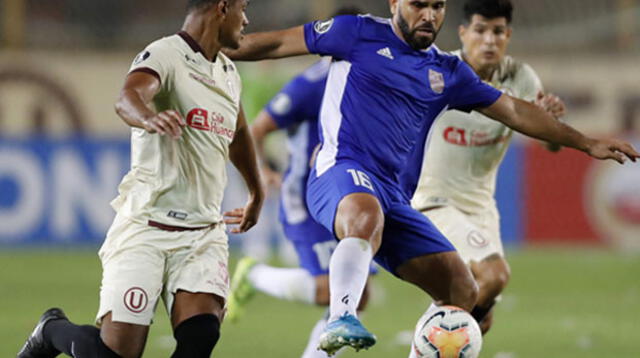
[
  {"xmin": 534, "ymin": 91, "xmax": 566, "ymax": 152},
  {"xmin": 535, "ymin": 91, "xmax": 566, "ymax": 120},
  {"xmin": 224, "ymin": 26, "xmax": 309, "ymax": 61},
  {"xmin": 250, "ymin": 111, "xmax": 282, "ymax": 189},
  {"xmin": 479, "ymin": 94, "xmax": 640, "ymax": 164},
  {"xmin": 225, "ymin": 104, "xmax": 265, "ymax": 233},
  {"xmin": 115, "ymin": 72, "xmax": 185, "ymax": 139}
]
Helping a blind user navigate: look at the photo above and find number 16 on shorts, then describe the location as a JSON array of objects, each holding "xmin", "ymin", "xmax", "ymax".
[{"xmin": 347, "ymin": 169, "xmax": 375, "ymax": 192}]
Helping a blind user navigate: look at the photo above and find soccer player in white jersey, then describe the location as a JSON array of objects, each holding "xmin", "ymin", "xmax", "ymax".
[
  {"xmin": 412, "ymin": 0, "xmax": 565, "ymax": 335},
  {"xmin": 225, "ymin": 0, "xmax": 639, "ymax": 355},
  {"xmin": 17, "ymin": 1, "xmax": 262, "ymax": 358}
]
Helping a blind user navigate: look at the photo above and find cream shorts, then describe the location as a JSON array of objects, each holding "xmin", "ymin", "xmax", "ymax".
[
  {"xmin": 96, "ymin": 213, "xmax": 229, "ymax": 326},
  {"xmin": 423, "ymin": 205, "xmax": 504, "ymax": 264}
]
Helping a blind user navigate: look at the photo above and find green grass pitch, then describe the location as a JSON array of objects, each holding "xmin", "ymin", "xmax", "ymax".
[{"xmin": 2, "ymin": 248, "xmax": 638, "ymax": 357}]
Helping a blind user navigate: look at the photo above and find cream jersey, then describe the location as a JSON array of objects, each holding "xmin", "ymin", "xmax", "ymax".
[
  {"xmin": 111, "ymin": 32, "xmax": 242, "ymax": 227},
  {"xmin": 412, "ymin": 51, "xmax": 542, "ymax": 214}
]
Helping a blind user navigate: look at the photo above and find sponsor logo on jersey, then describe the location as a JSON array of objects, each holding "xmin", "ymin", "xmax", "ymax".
[
  {"xmin": 377, "ymin": 47, "xmax": 394, "ymax": 60},
  {"xmin": 429, "ymin": 69, "xmax": 445, "ymax": 94},
  {"xmin": 189, "ymin": 72, "xmax": 217, "ymax": 87},
  {"xmin": 133, "ymin": 51, "xmax": 151, "ymax": 65},
  {"xmin": 314, "ymin": 18, "xmax": 334, "ymax": 34},
  {"xmin": 123, "ymin": 287, "xmax": 149, "ymax": 313},
  {"xmin": 443, "ymin": 126, "xmax": 509, "ymax": 147},
  {"xmin": 186, "ymin": 108, "xmax": 235, "ymax": 140}
]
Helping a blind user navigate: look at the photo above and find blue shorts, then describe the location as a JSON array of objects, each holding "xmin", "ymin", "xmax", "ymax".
[
  {"xmin": 281, "ymin": 216, "xmax": 336, "ymax": 277},
  {"xmin": 306, "ymin": 160, "xmax": 455, "ymax": 275},
  {"xmin": 281, "ymin": 215, "xmax": 377, "ymax": 277}
]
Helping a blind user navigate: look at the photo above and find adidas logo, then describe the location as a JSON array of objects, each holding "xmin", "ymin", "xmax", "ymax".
[{"xmin": 377, "ymin": 47, "xmax": 394, "ymax": 60}]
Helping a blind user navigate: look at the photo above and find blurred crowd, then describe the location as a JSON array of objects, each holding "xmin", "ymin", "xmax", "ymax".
[{"xmin": 1, "ymin": 0, "xmax": 637, "ymax": 53}]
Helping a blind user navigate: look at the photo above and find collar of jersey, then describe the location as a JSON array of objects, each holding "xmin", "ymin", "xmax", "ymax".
[{"xmin": 178, "ymin": 31, "xmax": 217, "ymax": 63}]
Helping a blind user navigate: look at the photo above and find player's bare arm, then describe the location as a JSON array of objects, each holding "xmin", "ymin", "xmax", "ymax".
[
  {"xmin": 250, "ymin": 110, "xmax": 282, "ymax": 189},
  {"xmin": 224, "ymin": 26, "xmax": 308, "ymax": 61},
  {"xmin": 535, "ymin": 91, "xmax": 566, "ymax": 119},
  {"xmin": 534, "ymin": 91, "xmax": 567, "ymax": 152},
  {"xmin": 479, "ymin": 94, "xmax": 640, "ymax": 164},
  {"xmin": 225, "ymin": 104, "xmax": 265, "ymax": 233},
  {"xmin": 115, "ymin": 71, "xmax": 186, "ymax": 139}
]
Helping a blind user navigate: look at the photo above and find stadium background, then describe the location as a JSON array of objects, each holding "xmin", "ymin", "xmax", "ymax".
[{"xmin": 0, "ymin": 0, "xmax": 639, "ymax": 356}]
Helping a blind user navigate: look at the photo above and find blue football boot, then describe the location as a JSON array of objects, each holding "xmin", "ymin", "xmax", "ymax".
[{"xmin": 318, "ymin": 313, "xmax": 376, "ymax": 356}]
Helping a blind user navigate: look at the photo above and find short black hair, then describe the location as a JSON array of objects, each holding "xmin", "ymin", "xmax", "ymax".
[
  {"xmin": 187, "ymin": 0, "xmax": 236, "ymax": 11},
  {"xmin": 462, "ymin": 0, "xmax": 513, "ymax": 24},
  {"xmin": 332, "ymin": 6, "xmax": 363, "ymax": 17}
]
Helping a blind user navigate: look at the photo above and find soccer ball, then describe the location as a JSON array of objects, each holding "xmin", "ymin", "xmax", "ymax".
[{"xmin": 412, "ymin": 305, "xmax": 482, "ymax": 358}]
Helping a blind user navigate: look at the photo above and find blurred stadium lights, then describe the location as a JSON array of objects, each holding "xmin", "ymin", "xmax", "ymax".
[{"xmin": 0, "ymin": 0, "xmax": 637, "ymax": 53}]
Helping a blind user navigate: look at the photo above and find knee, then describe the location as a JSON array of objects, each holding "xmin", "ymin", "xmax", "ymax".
[
  {"xmin": 335, "ymin": 194, "xmax": 384, "ymax": 245},
  {"xmin": 172, "ymin": 314, "xmax": 221, "ymax": 358},
  {"xmin": 493, "ymin": 263, "xmax": 511, "ymax": 292},
  {"xmin": 474, "ymin": 257, "xmax": 511, "ymax": 301},
  {"xmin": 99, "ymin": 318, "xmax": 146, "ymax": 358}
]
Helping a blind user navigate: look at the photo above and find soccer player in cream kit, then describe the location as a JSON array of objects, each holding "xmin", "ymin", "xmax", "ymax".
[
  {"xmin": 18, "ymin": 1, "xmax": 262, "ymax": 358},
  {"xmin": 226, "ymin": 0, "xmax": 639, "ymax": 356},
  {"xmin": 412, "ymin": 0, "xmax": 566, "ymax": 336}
]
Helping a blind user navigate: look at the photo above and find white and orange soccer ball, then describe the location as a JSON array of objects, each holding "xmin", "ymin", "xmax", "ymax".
[{"xmin": 412, "ymin": 305, "xmax": 482, "ymax": 358}]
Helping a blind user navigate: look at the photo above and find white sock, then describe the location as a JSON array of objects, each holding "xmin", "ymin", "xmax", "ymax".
[
  {"xmin": 328, "ymin": 238, "xmax": 373, "ymax": 322},
  {"xmin": 248, "ymin": 264, "xmax": 316, "ymax": 304}
]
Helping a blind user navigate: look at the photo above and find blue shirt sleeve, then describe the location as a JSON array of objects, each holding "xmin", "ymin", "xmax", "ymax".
[
  {"xmin": 265, "ymin": 75, "xmax": 315, "ymax": 129},
  {"xmin": 304, "ymin": 15, "xmax": 361, "ymax": 60},
  {"xmin": 449, "ymin": 60, "xmax": 502, "ymax": 112}
]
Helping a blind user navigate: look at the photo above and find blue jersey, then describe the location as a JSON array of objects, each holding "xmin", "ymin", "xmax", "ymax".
[
  {"xmin": 304, "ymin": 15, "xmax": 502, "ymax": 196},
  {"xmin": 265, "ymin": 59, "xmax": 330, "ymax": 228}
]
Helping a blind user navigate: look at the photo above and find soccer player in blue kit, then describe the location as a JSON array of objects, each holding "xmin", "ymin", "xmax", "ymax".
[
  {"xmin": 225, "ymin": 8, "xmax": 377, "ymax": 358},
  {"xmin": 224, "ymin": 0, "xmax": 640, "ymax": 355}
]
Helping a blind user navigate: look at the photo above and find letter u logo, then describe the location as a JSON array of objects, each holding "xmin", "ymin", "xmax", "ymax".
[{"xmin": 123, "ymin": 287, "xmax": 149, "ymax": 313}]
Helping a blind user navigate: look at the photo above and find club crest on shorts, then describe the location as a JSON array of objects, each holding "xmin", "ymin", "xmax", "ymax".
[
  {"xmin": 467, "ymin": 231, "xmax": 489, "ymax": 248},
  {"xmin": 123, "ymin": 287, "xmax": 149, "ymax": 313},
  {"xmin": 314, "ymin": 18, "xmax": 335, "ymax": 34},
  {"xmin": 429, "ymin": 69, "xmax": 445, "ymax": 94}
]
